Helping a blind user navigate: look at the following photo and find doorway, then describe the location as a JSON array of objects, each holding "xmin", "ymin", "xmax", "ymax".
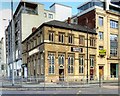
[
  {"xmin": 59, "ymin": 69, "xmax": 64, "ymax": 81},
  {"xmin": 99, "ymin": 66, "xmax": 104, "ymax": 78},
  {"xmin": 110, "ymin": 63, "xmax": 118, "ymax": 78},
  {"xmin": 90, "ymin": 68, "xmax": 94, "ymax": 80}
]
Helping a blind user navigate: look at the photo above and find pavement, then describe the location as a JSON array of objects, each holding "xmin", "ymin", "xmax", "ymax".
[
  {"xmin": 0, "ymin": 81, "xmax": 119, "ymax": 95},
  {"xmin": 0, "ymin": 78, "xmax": 119, "ymax": 91},
  {"xmin": 1, "ymin": 85, "xmax": 119, "ymax": 95},
  {"xmin": 1, "ymin": 81, "xmax": 119, "ymax": 91}
]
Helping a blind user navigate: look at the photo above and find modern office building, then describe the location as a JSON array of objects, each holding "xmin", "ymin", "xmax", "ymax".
[
  {"xmin": 22, "ymin": 20, "xmax": 97, "ymax": 82},
  {"xmin": 71, "ymin": 0, "xmax": 120, "ymax": 80},
  {"xmin": 5, "ymin": 1, "xmax": 72, "ymax": 77}
]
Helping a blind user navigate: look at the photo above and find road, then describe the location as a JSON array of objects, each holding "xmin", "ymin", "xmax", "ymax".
[
  {"xmin": 1, "ymin": 85, "xmax": 118, "ymax": 96},
  {"xmin": 0, "ymin": 78, "xmax": 119, "ymax": 96}
]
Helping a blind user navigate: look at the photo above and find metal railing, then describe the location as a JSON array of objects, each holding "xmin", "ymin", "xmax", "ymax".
[{"xmin": 1, "ymin": 75, "xmax": 118, "ymax": 90}]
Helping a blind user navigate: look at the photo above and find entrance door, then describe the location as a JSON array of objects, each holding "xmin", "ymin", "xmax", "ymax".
[
  {"xmin": 59, "ymin": 69, "xmax": 64, "ymax": 81},
  {"xmin": 99, "ymin": 66, "xmax": 104, "ymax": 79},
  {"xmin": 90, "ymin": 68, "xmax": 94, "ymax": 80}
]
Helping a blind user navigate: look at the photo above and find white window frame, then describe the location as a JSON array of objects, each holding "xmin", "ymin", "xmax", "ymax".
[
  {"xmin": 68, "ymin": 55, "xmax": 74, "ymax": 74},
  {"xmin": 79, "ymin": 55, "xmax": 84, "ymax": 74},
  {"xmin": 48, "ymin": 53, "xmax": 55, "ymax": 74},
  {"xmin": 99, "ymin": 31, "xmax": 103, "ymax": 40}
]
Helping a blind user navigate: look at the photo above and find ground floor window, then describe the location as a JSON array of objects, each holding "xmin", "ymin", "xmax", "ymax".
[
  {"xmin": 110, "ymin": 63, "xmax": 118, "ymax": 78},
  {"xmin": 79, "ymin": 55, "xmax": 84, "ymax": 74},
  {"xmin": 68, "ymin": 54, "xmax": 74, "ymax": 74},
  {"xmin": 48, "ymin": 53, "xmax": 55, "ymax": 74},
  {"xmin": 58, "ymin": 54, "xmax": 64, "ymax": 66}
]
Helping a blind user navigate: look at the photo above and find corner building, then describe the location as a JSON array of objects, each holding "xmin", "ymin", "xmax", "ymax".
[{"xmin": 22, "ymin": 20, "xmax": 97, "ymax": 82}]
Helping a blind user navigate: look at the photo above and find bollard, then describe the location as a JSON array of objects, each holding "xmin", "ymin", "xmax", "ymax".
[
  {"xmin": 99, "ymin": 74, "xmax": 101, "ymax": 87},
  {"xmin": 43, "ymin": 77, "xmax": 45, "ymax": 91}
]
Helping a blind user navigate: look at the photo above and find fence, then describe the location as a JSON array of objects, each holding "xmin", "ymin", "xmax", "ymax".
[{"xmin": 1, "ymin": 75, "xmax": 118, "ymax": 90}]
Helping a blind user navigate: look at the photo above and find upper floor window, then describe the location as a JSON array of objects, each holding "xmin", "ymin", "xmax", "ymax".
[
  {"xmin": 49, "ymin": 31, "xmax": 54, "ymax": 42},
  {"xmin": 36, "ymin": 36, "xmax": 39, "ymax": 45},
  {"xmin": 32, "ymin": 41, "xmax": 34, "ymax": 48},
  {"xmin": 110, "ymin": 20, "xmax": 118, "ymax": 29},
  {"xmin": 44, "ymin": 13, "xmax": 47, "ymax": 17},
  {"xmin": 99, "ymin": 46, "xmax": 103, "ymax": 50},
  {"xmin": 49, "ymin": 14, "xmax": 53, "ymax": 19},
  {"xmin": 98, "ymin": 31, "xmax": 103, "ymax": 40},
  {"xmin": 40, "ymin": 33, "xmax": 43, "ymax": 43},
  {"xmin": 73, "ymin": 18, "xmax": 77, "ymax": 24},
  {"xmin": 68, "ymin": 34, "xmax": 74, "ymax": 44},
  {"xmin": 110, "ymin": 34, "xmax": 118, "ymax": 57},
  {"xmin": 38, "ymin": 36, "xmax": 41, "ymax": 44},
  {"xmin": 58, "ymin": 33, "xmax": 64, "ymax": 43},
  {"xmin": 34, "ymin": 39, "xmax": 37, "ymax": 47},
  {"xmin": 90, "ymin": 37, "xmax": 96, "ymax": 47},
  {"xmin": 110, "ymin": 48, "xmax": 117, "ymax": 57},
  {"xmin": 1, "ymin": 65, "xmax": 4, "ymax": 70},
  {"xmin": 90, "ymin": 55, "xmax": 95, "ymax": 68},
  {"xmin": 79, "ymin": 35, "xmax": 85, "ymax": 45},
  {"xmin": 99, "ymin": 16, "xmax": 103, "ymax": 26}
]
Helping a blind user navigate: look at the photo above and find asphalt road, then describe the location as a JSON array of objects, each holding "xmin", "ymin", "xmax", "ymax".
[{"xmin": 1, "ymin": 85, "xmax": 118, "ymax": 95}]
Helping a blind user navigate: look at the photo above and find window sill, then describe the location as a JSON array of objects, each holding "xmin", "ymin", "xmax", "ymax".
[
  {"xmin": 68, "ymin": 73, "xmax": 74, "ymax": 75},
  {"xmin": 48, "ymin": 73, "xmax": 56, "ymax": 76}
]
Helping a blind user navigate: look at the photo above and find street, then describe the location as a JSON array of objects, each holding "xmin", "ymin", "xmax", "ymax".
[
  {"xmin": 0, "ymin": 77, "xmax": 119, "ymax": 96},
  {"xmin": 1, "ymin": 83, "xmax": 119, "ymax": 96}
]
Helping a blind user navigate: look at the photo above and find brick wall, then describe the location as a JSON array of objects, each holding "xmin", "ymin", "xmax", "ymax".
[{"xmin": 78, "ymin": 10, "xmax": 95, "ymax": 29}]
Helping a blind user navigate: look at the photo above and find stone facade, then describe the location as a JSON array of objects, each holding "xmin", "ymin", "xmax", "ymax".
[
  {"xmin": 22, "ymin": 20, "xmax": 97, "ymax": 82},
  {"xmin": 75, "ymin": 1, "xmax": 120, "ymax": 80}
]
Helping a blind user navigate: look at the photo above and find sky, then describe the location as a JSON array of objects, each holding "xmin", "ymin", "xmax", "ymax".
[
  {"xmin": 0, "ymin": 0, "xmax": 90, "ymax": 15},
  {"xmin": 0, "ymin": 0, "xmax": 90, "ymax": 40}
]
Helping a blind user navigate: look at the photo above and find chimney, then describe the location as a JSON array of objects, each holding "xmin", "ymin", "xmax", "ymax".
[
  {"xmin": 32, "ymin": 27, "xmax": 37, "ymax": 33},
  {"xmin": 104, "ymin": 0, "xmax": 110, "ymax": 10},
  {"xmin": 67, "ymin": 17, "xmax": 71, "ymax": 24}
]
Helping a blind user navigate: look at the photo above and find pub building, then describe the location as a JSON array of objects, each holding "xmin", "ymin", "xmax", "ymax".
[{"xmin": 22, "ymin": 20, "xmax": 97, "ymax": 82}]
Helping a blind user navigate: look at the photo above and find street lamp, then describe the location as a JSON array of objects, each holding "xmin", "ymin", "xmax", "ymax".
[
  {"xmin": 85, "ymin": 17, "xmax": 96, "ymax": 84},
  {"xmin": 85, "ymin": 17, "xmax": 89, "ymax": 84},
  {"xmin": 11, "ymin": 0, "xmax": 15, "ymax": 86}
]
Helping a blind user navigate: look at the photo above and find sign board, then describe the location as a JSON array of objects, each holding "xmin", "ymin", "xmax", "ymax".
[
  {"xmin": 71, "ymin": 47, "xmax": 83, "ymax": 52},
  {"xmin": 29, "ymin": 47, "xmax": 39, "ymax": 56},
  {"xmin": 99, "ymin": 49, "xmax": 106, "ymax": 56}
]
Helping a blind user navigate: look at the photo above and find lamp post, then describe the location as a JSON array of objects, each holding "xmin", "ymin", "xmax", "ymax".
[
  {"xmin": 85, "ymin": 17, "xmax": 89, "ymax": 84},
  {"xmin": 11, "ymin": 0, "xmax": 15, "ymax": 86}
]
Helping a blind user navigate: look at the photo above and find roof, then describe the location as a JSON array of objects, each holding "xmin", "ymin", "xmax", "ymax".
[
  {"xmin": 50, "ymin": 3, "xmax": 72, "ymax": 8},
  {"xmin": 14, "ymin": 1, "xmax": 43, "ymax": 18},
  {"xmin": 111, "ymin": 0, "xmax": 120, "ymax": 6},
  {"xmin": 22, "ymin": 20, "xmax": 97, "ymax": 43},
  {"xmin": 42, "ymin": 20, "xmax": 96, "ymax": 34}
]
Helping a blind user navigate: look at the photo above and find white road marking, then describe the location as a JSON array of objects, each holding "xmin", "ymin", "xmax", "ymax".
[
  {"xmin": 76, "ymin": 90, "xmax": 81, "ymax": 94},
  {"xmin": 103, "ymin": 86, "xmax": 118, "ymax": 89}
]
